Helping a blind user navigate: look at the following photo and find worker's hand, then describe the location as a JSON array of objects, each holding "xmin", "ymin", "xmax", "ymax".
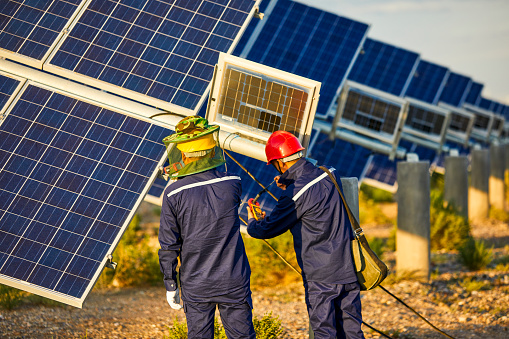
[
  {"xmin": 246, "ymin": 205, "xmax": 266, "ymax": 220},
  {"xmin": 274, "ymin": 176, "xmax": 287, "ymax": 190},
  {"xmin": 166, "ymin": 290, "xmax": 183, "ymax": 310}
]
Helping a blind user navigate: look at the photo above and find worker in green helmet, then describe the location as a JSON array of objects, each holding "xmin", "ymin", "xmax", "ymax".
[{"xmin": 158, "ymin": 116, "xmax": 255, "ymax": 338}]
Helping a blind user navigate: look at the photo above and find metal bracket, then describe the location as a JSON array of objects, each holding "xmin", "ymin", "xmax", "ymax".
[
  {"xmin": 254, "ymin": 6, "xmax": 264, "ymax": 20},
  {"xmin": 105, "ymin": 254, "xmax": 117, "ymax": 270}
]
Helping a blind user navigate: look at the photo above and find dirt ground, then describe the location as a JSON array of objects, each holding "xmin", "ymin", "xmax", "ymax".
[{"xmin": 1, "ymin": 204, "xmax": 508, "ymax": 339}]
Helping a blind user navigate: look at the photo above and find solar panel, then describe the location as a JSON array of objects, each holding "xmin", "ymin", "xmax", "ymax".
[
  {"xmin": 404, "ymin": 60, "xmax": 449, "ymax": 104},
  {"xmin": 401, "ymin": 97, "xmax": 450, "ymax": 151},
  {"xmin": 464, "ymin": 81, "xmax": 483, "ymax": 106},
  {"xmin": 206, "ymin": 52, "xmax": 320, "ymax": 147},
  {"xmin": 331, "ymin": 81, "xmax": 407, "ymax": 153},
  {"xmin": 347, "ymin": 38, "xmax": 419, "ymax": 97},
  {"xmin": 438, "ymin": 102, "xmax": 475, "ymax": 147},
  {"xmin": 438, "ymin": 72, "xmax": 472, "ymax": 107},
  {"xmin": 490, "ymin": 115, "xmax": 505, "ymax": 140},
  {"xmin": 0, "ymin": 0, "xmax": 85, "ymax": 68},
  {"xmin": 0, "ymin": 79, "xmax": 170, "ymax": 308},
  {"xmin": 234, "ymin": 0, "xmax": 369, "ymax": 117},
  {"xmin": 463, "ymin": 103, "xmax": 494, "ymax": 143},
  {"xmin": 44, "ymin": 0, "xmax": 261, "ymax": 115}
]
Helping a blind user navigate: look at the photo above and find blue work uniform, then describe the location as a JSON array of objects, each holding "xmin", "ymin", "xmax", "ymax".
[
  {"xmin": 159, "ymin": 169, "xmax": 255, "ymax": 339},
  {"xmin": 247, "ymin": 158, "xmax": 364, "ymax": 339}
]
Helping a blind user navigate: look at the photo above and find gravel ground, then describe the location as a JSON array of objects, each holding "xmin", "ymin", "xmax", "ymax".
[{"xmin": 1, "ymin": 220, "xmax": 508, "ymax": 339}]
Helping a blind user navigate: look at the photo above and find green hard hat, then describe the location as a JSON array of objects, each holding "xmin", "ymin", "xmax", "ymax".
[{"xmin": 163, "ymin": 115, "xmax": 219, "ymax": 146}]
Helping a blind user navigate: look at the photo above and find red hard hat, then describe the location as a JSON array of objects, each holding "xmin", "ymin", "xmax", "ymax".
[{"xmin": 265, "ymin": 131, "xmax": 304, "ymax": 164}]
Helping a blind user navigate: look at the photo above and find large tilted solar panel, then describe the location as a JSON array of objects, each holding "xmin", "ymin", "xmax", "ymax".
[
  {"xmin": 404, "ymin": 60, "xmax": 449, "ymax": 105},
  {"xmin": 438, "ymin": 72, "xmax": 472, "ymax": 107},
  {"xmin": 0, "ymin": 0, "xmax": 84, "ymax": 68},
  {"xmin": 44, "ymin": 0, "xmax": 260, "ymax": 115},
  {"xmin": 334, "ymin": 82, "xmax": 407, "ymax": 146},
  {"xmin": 464, "ymin": 81, "xmax": 483, "ymax": 106},
  {"xmin": 0, "ymin": 82, "xmax": 170, "ymax": 307},
  {"xmin": 347, "ymin": 38, "xmax": 419, "ymax": 97},
  {"xmin": 402, "ymin": 98, "xmax": 450, "ymax": 150},
  {"xmin": 234, "ymin": 0, "xmax": 369, "ymax": 116}
]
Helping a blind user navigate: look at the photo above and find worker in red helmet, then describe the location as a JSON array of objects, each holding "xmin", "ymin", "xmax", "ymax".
[{"xmin": 247, "ymin": 130, "xmax": 364, "ymax": 339}]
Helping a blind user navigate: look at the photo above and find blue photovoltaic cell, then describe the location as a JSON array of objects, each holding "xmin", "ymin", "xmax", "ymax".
[
  {"xmin": 404, "ymin": 60, "xmax": 449, "ymax": 104},
  {"xmin": 438, "ymin": 72, "xmax": 472, "ymax": 107},
  {"xmin": 0, "ymin": 84, "xmax": 170, "ymax": 302},
  {"xmin": 234, "ymin": 0, "xmax": 369, "ymax": 115},
  {"xmin": 478, "ymin": 97, "xmax": 495, "ymax": 111},
  {"xmin": 48, "ymin": 0, "xmax": 258, "ymax": 111},
  {"xmin": 146, "ymin": 176, "xmax": 167, "ymax": 200},
  {"xmin": 0, "ymin": 0, "xmax": 81, "ymax": 61},
  {"xmin": 364, "ymin": 140, "xmax": 437, "ymax": 189},
  {"xmin": 0, "ymin": 73, "xmax": 21, "ymax": 111},
  {"xmin": 308, "ymin": 130, "xmax": 371, "ymax": 178},
  {"xmin": 464, "ymin": 81, "xmax": 483, "ymax": 106},
  {"xmin": 347, "ymin": 38, "xmax": 419, "ymax": 96}
]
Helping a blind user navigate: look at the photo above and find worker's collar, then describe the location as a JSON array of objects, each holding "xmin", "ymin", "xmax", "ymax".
[{"xmin": 278, "ymin": 158, "xmax": 307, "ymax": 186}]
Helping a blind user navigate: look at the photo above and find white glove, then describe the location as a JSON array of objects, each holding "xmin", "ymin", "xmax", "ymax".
[{"xmin": 166, "ymin": 290, "xmax": 183, "ymax": 310}]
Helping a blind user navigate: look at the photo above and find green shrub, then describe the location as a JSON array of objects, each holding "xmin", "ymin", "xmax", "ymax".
[
  {"xmin": 459, "ymin": 237, "xmax": 493, "ymax": 271},
  {"xmin": 430, "ymin": 190, "xmax": 470, "ymax": 251},
  {"xmin": 96, "ymin": 215, "xmax": 161, "ymax": 288},
  {"xmin": 386, "ymin": 225, "xmax": 396, "ymax": 252},
  {"xmin": 243, "ymin": 232, "xmax": 300, "ymax": 288},
  {"xmin": 253, "ymin": 312, "xmax": 284, "ymax": 339},
  {"xmin": 459, "ymin": 277, "xmax": 492, "ymax": 292},
  {"xmin": 360, "ymin": 184, "xmax": 394, "ymax": 202},
  {"xmin": 165, "ymin": 313, "xmax": 284, "ymax": 339},
  {"xmin": 0, "ymin": 285, "xmax": 25, "ymax": 310}
]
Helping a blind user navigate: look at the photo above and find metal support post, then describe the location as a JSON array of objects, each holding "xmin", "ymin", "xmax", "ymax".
[
  {"xmin": 444, "ymin": 155, "xmax": 469, "ymax": 218},
  {"xmin": 469, "ymin": 149, "xmax": 490, "ymax": 221}
]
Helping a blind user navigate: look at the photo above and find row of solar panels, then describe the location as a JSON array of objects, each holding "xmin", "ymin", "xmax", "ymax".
[{"xmin": 1, "ymin": 0, "xmax": 508, "ymax": 307}]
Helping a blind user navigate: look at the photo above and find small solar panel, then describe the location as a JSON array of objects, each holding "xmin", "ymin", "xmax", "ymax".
[
  {"xmin": 463, "ymin": 103, "xmax": 494, "ymax": 143},
  {"xmin": 464, "ymin": 81, "xmax": 483, "ymax": 106},
  {"xmin": 0, "ymin": 0, "xmax": 84, "ymax": 68},
  {"xmin": 404, "ymin": 60, "xmax": 449, "ymax": 104},
  {"xmin": 439, "ymin": 102, "xmax": 474, "ymax": 147},
  {"xmin": 207, "ymin": 53, "xmax": 320, "ymax": 147},
  {"xmin": 0, "ymin": 81, "xmax": 170, "ymax": 307},
  {"xmin": 401, "ymin": 97, "xmax": 450, "ymax": 151},
  {"xmin": 332, "ymin": 81, "xmax": 407, "ymax": 149},
  {"xmin": 438, "ymin": 72, "xmax": 472, "ymax": 107},
  {"xmin": 234, "ymin": 0, "xmax": 369, "ymax": 117},
  {"xmin": 347, "ymin": 38, "xmax": 419, "ymax": 97},
  {"xmin": 45, "ymin": 0, "xmax": 261, "ymax": 115}
]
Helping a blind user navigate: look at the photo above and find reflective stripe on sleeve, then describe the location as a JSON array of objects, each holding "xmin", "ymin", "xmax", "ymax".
[
  {"xmin": 167, "ymin": 176, "xmax": 241, "ymax": 198},
  {"xmin": 292, "ymin": 168, "xmax": 335, "ymax": 202}
]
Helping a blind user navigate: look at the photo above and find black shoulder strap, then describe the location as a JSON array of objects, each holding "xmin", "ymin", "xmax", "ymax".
[{"xmin": 319, "ymin": 166, "xmax": 362, "ymax": 235}]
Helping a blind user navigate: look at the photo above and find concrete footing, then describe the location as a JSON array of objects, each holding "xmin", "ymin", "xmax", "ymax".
[
  {"xmin": 489, "ymin": 143, "xmax": 505, "ymax": 211},
  {"xmin": 444, "ymin": 156, "xmax": 469, "ymax": 218},
  {"xmin": 469, "ymin": 149, "xmax": 490, "ymax": 221}
]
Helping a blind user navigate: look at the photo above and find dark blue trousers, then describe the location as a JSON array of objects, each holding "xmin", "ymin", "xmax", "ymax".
[
  {"xmin": 184, "ymin": 300, "xmax": 255, "ymax": 339},
  {"xmin": 305, "ymin": 281, "xmax": 364, "ymax": 339}
]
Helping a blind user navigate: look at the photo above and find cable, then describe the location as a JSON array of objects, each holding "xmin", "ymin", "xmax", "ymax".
[
  {"xmin": 149, "ymin": 110, "xmax": 187, "ymax": 119},
  {"xmin": 378, "ymin": 285, "xmax": 455, "ymax": 339}
]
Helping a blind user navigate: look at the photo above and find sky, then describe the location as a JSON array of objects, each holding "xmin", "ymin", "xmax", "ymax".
[{"xmin": 298, "ymin": 0, "xmax": 509, "ymax": 105}]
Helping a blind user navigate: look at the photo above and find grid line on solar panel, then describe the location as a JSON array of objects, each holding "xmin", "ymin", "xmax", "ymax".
[
  {"xmin": 0, "ymin": 0, "xmax": 82, "ymax": 62},
  {"xmin": 0, "ymin": 83, "xmax": 169, "ymax": 300},
  {"xmin": 46, "ymin": 0, "xmax": 257, "ymax": 112}
]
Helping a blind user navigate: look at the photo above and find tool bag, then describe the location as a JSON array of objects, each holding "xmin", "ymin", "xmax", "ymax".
[{"xmin": 319, "ymin": 167, "xmax": 388, "ymax": 291}]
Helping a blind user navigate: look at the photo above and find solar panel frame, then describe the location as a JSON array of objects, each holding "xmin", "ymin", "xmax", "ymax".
[
  {"xmin": 0, "ymin": 70, "xmax": 26, "ymax": 118},
  {"xmin": 0, "ymin": 0, "xmax": 87, "ymax": 68},
  {"xmin": 331, "ymin": 81, "xmax": 408, "ymax": 150},
  {"xmin": 43, "ymin": 0, "xmax": 262, "ymax": 116},
  {"xmin": 401, "ymin": 97, "xmax": 451, "ymax": 151},
  {"xmin": 463, "ymin": 102, "xmax": 494, "ymax": 143},
  {"xmin": 438, "ymin": 101, "xmax": 475, "ymax": 147},
  {"xmin": 0, "ymin": 73, "xmax": 171, "ymax": 308}
]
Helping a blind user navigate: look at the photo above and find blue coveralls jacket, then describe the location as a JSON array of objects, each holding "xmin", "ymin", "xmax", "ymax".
[
  {"xmin": 247, "ymin": 158, "xmax": 358, "ymax": 285},
  {"xmin": 158, "ymin": 169, "xmax": 251, "ymax": 303}
]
